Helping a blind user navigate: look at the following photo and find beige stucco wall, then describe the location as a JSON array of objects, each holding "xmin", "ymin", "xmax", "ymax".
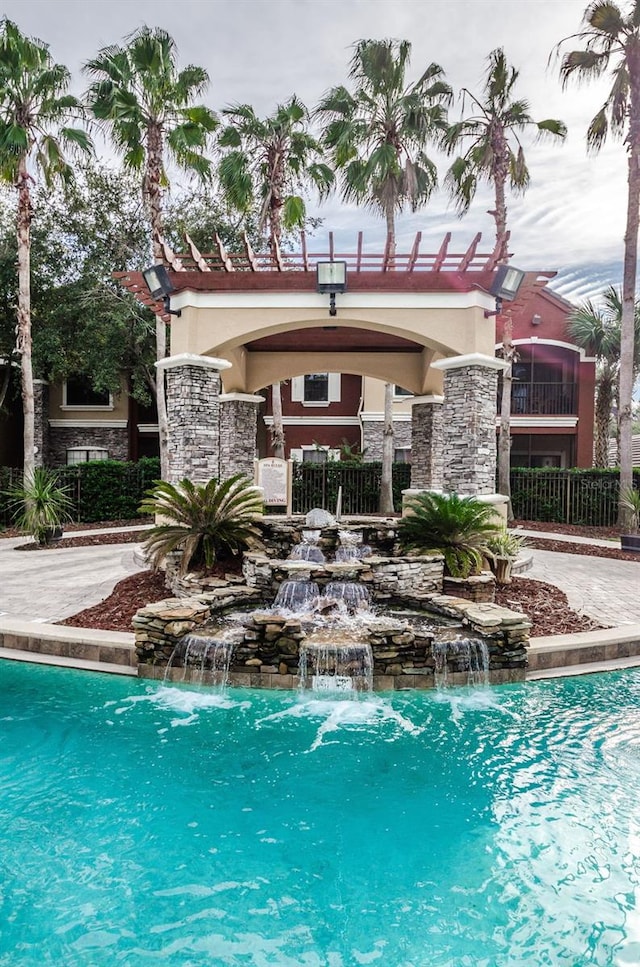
[
  {"xmin": 48, "ymin": 376, "xmax": 128, "ymax": 422},
  {"xmin": 167, "ymin": 298, "xmax": 494, "ymax": 394}
]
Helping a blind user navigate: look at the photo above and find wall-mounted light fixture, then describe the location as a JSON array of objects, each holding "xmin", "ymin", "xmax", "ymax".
[
  {"xmin": 531, "ymin": 313, "xmax": 542, "ymax": 326},
  {"xmin": 142, "ymin": 263, "xmax": 182, "ymax": 317},
  {"xmin": 316, "ymin": 260, "xmax": 347, "ymax": 317},
  {"xmin": 484, "ymin": 264, "xmax": 526, "ymax": 317}
]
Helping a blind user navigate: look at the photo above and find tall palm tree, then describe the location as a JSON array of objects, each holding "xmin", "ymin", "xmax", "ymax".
[
  {"xmin": 84, "ymin": 27, "xmax": 218, "ymax": 479},
  {"xmin": 0, "ymin": 19, "xmax": 92, "ymax": 481},
  {"xmin": 559, "ymin": 1, "xmax": 640, "ymax": 522},
  {"xmin": 218, "ymin": 95, "xmax": 333, "ymax": 252},
  {"xmin": 444, "ymin": 48, "xmax": 566, "ymax": 517},
  {"xmin": 318, "ymin": 39, "xmax": 451, "ymax": 513},
  {"xmin": 568, "ymin": 286, "xmax": 640, "ymax": 466},
  {"xmin": 317, "ymin": 38, "xmax": 451, "ymax": 255},
  {"xmin": 218, "ymin": 96, "xmax": 333, "ymax": 461}
]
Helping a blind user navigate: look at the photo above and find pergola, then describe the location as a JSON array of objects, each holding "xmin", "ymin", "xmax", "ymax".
[{"xmin": 119, "ymin": 231, "xmax": 551, "ymax": 501}]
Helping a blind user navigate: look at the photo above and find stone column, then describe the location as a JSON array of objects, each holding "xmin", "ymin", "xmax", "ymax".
[
  {"xmin": 33, "ymin": 380, "xmax": 49, "ymax": 468},
  {"xmin": 409, "ymin": 395, "xmax": 444, "ymax": 490},
  {"xmin": 156, "ymin": 353, "xmax": 231, "ymax": 483},
  {"xmin": 432, "ymin": 353, "xmax": 507, "ymax": 496},
  {"xmin": 219, "ymin": 393, "xmax": 265, "ymax": 481}
]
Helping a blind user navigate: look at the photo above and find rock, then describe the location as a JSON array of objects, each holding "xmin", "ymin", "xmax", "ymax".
[{"xmin": 305, "ymin": 508, "xmax": 335, "ymax": 528}]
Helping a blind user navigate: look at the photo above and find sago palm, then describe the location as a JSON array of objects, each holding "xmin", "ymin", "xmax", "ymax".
[
  {"xmin": 0, "ymin": 19, "xmax": 92, "ymax": 479},
  {"xmin": 217, "ymin": 95, "xmax": 333, "ymax": 251},
  {"xmin": 139, "ymin": 473, "xmax": 264, "ymax": 574},
  {"xmin": 398, "ymin": 491, "xmax": 501, "ymax": 578},
  {"xmin": 317, "ymin": 38, "xmax": 451, "ymax": 253},
  {"xmin": 84, "ymin": 27, "xmax": 218, "ymax": 480},
  {"xmin": 558, "ymin": 0, "xmax": 640, "ymax": 522}
]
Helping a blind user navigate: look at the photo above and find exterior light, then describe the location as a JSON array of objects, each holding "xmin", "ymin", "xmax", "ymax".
[
  {"xmin": 142, "ymin": 263, "xmax": 181, "ymax": 317},
  {"xmin": 316, "ymin": 260, "xmax": 347, "ymax": 317},
  {"xmin": 484, "ymin": 263, "xmax": 526, "ymax": 318}
]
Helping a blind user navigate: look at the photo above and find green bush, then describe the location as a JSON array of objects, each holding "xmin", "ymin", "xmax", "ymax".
[{"xmin": 75, "ymin": 457, "xmax": 160, "ymax": 522}]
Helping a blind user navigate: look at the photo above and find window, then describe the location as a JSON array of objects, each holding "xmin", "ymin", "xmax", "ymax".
[
  {"xmin": 394, "ymin": 386, "xmax": 412, "ymax": 397},
  {"xmin": 63, "ymin": 376, "xmax": 111, "ymax": 408},
  {"xmin": 394, "ymin": 447, "xmax": 411, "ymax": 463},
  {"xmin": 66, "ymin": 448, "xmax": 109, "ymax": 465},
  {"xmin": 303, "ymin": 448, "xmax": 328, "ymax": 464},
  {"xmin": 304, "ymin": 373, "xmax": 329, "ymax": 402},
  {"xmin": 291, "ymin": 373, "xmax": 341, "ymax": 406}
]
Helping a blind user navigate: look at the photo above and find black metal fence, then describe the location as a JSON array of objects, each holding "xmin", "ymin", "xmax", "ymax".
[
  {"xmin": 291, "ymin": 461, "xmax": 411, "ymax": 515},
  {"xmin": 510, "ymin": 468, "xmax": 640, "ymax": 526}
]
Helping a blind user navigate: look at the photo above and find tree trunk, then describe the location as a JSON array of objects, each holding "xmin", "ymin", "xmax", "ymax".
[
  {"xmin": 145, "ymin": 125, "xmax": 170, "ymax": 481},
  {"xmin": 16, "ymin": 157, "xmax": 35, "ymax": 482},
  {"xmin": 379, "ymin": 381, "xmax": 395, "ymax": 514},
  {"xmin": 270, "ymin": 382, "xmax": 286, "ymax": 459},
  {"xmin": 618, "ymin": 86, "xmax": 640, "ymax": 524},
  {"xmin": 593, "ymin": 367, "xmax": 615, "ymax": 468},
  {"xmin": 497, "ymin": 311, "xmax": 514, "ymax": 521},
  {"xmin": 385, "ymin": 204, "xmax": 396, "ymax": 264}
]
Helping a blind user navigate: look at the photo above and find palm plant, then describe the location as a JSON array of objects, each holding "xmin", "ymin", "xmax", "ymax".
[
  {"xmin": 398, "ymin": 491, "xmax": 501, "ymax": 578},
  {"xmin": 317, "ymin": 39, "xmax": 450, "ymax": 514},
  {"xmin": 217, "ymin": 95, "xmax": 333, "ymax": 252},
  {"xmin": 558, "ymin": 1, "xmax": 640, "ymax": 524},
  {"xmin": 317, "ymin": 38, "xmax": 451, "ymax": 252},
  {"xmin": 619, "ymin": 485, "xmax": 640, "ymax": 534},
  {"xmin": 444, "ymin": 48, "xmax": 566, "ymax": 261},
  {"xmin": 84, "ymin": 28, "xmax": 218, "ymax": 480},
  {"xmin": 568, "ymin": 286, "xmax": 640, "ymax": 466},
  {"xmin": 7, "ymin": 467, "xmax": 74, "ymax": 545},
  {"xmin": 444, "ymin": 48, "xmax": 566, "ymax": 517},
  {"xmin": 218, "ymin": 95, "xmax": 332, "ymax": 462},
  {"xmin": 139, "ymin": 473, "xmax": 264, "ymax": 574},
  {"xmin": 0, "ymin": 19, "xmax": 92, "ymax": 480}
]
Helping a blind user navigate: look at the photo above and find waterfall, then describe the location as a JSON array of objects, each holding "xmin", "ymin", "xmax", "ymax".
[
  {"xmin": 432, "ymin": 637, "xmax": 490, "ymax": 688},
  {"xmin": 166, "ymin": 630, "xmax": 241, "ymax": 687},
  {"xmin": 289, "ymin": 529, "xmax": 326, "ymax": 563},
  {"xmin": 299, "ymin": 638, "xmax": 374, "ymax": 693},
  {"xmin": 274, "ymin": 580, "xmax": 320, "ymax": 611},
  {"xmin": 335, "ymin": 530, "xmax": 372, "ymax": 562},
  {"xmin": 323, "ymin": 582, "xmax": 371, "ymax": 613}
]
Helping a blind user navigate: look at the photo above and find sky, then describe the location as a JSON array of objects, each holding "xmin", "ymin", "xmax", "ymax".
[{"xmin": 1, "ymin": 0, "xmax": 628, "ymax": 304}]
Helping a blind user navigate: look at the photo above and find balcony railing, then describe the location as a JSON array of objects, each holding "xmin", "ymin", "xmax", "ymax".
[{"xmin": 497, "ymin": 382, "xmax": 577, "ymax": 416}]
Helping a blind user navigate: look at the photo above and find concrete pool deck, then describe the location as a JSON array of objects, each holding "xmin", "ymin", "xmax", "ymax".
[{"xmin": 0, "ymin": 524, "xmax": 638, "ymax": 681}]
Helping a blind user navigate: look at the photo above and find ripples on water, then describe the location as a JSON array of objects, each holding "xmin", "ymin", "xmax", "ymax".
[{"xmin": 2, "ymin": 662, "xmax": 640, "ymax": 965}]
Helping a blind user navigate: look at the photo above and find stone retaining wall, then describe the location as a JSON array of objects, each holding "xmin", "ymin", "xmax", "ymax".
[{"xmin": 133, "ymin": 579, "xmax": 530, "ymax": 690}]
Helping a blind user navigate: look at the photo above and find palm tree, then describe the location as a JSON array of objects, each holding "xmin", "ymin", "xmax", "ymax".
[
  {"xmin": 558, "ymin": 1, "xmax": 640, "ymax": 523},
  {"xmin": 444, "ymin": 48, "xmax": 566, "ymax": 517},
  {"xmin": 218, "ymin": 96, "xmax": 333, "ymax": 461},
  {"xmin": 318, "ymin": 39, "xmax": 451, "ymax": 513},
  {"xmin": 318, "ymin": 38, "xmax": 451, "ymax": 254},
  {"xmin": 568, "ymin": 286, "xmax": 640, "ymax": 466},
  {"xmin": 84, "ymin": 27, "xmax": 218, "ymax": 480},
  {"xmin": 0, "ymin": 19, "xmax": 92, "ymax": 480},
  {"xmin": 218, "ymin": 95, "xmax": 333, "ymax": 252}
]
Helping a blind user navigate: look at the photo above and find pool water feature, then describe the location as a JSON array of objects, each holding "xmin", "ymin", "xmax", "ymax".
[{"xmin": 3, "ymin": 659, "xmax": 640, "ymax": 966}]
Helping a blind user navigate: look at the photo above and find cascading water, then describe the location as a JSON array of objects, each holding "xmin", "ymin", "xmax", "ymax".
[
  {"xmin": 432, "ymin": 637, "xmax": 490, "ymax": 688},
  {"xmin": 299, "ymin": 634, "xmax": 374, "ymax": 693},
  {"xmin": 323, "ymin": 581, "xmax": 371, "ymax": 613},
  {"xmin": 165, "ymin": 629, "xmax": 243, "ymax": 687},
  {"xmin": 288, "ymin": 530, "xmax": 326, "ymax": 563},
  {"xmin": 334, "ymin": 529, "xmax": 372, "ymax": 562},
  {"xmin": 274, "ymin": 580, "xmax": 320, "ymax": 611}
]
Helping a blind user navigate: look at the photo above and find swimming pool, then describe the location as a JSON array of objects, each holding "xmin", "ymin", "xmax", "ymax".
[{"xmin": 2, "ymin": 660, "xmax": 640, "ymax": 966}]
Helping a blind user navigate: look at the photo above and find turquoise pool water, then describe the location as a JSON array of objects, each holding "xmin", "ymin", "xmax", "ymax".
[{"xmin": 2, "ymin": 662, "xmax": 640, "ymax": 966}]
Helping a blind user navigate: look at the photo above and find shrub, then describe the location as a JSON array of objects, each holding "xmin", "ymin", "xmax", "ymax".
[
  {"xmin": 398, "ymin": 491, "xmax": 501, "ymax": 578},
  {"xmin": 139, "ymin": 474, "xmax": 264, "ymax": 574}
]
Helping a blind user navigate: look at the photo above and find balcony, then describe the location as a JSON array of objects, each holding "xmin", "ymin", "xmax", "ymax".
[{"xmin": 497, "ymin": 382, "xmax": 577, "ymax": 416}]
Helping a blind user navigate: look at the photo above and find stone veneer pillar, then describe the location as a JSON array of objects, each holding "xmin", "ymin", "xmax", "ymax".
[
  {"xmin": 33, "ymin": 379, "xmax": 49, "ymax": 468},
  {"xmin": 219, "ymin": 393, "xmax": 265, "ymax": 481},
  {"xmin": 432, "ymin": 353, "xmax": 507, "ymax": 496},
  {"xmin": 156, "ymin": 353, "xmax": 231, "ymax": 483},
  {"xmin": 409, "ymin": 395, "xmax": 444, "ymax": 490}
]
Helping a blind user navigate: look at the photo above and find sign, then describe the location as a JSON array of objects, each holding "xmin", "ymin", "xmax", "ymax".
[{"xmin": 255, "ymin": 457, "xmax": 291, "ymax": 512}]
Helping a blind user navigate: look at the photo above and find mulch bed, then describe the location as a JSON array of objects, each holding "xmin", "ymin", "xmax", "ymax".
[{"xmin": 9, "ymin": 517, "xmax": 627, "ymax": 639}]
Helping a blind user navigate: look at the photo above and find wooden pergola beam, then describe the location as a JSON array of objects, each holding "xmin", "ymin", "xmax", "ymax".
[
  {"xmin": 433, "ymin": 232, "xmax": 451, "ymax": 271},
  {"xmin": 458, "ymin": 232, "xmax": 481, "ymax": 271}
]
